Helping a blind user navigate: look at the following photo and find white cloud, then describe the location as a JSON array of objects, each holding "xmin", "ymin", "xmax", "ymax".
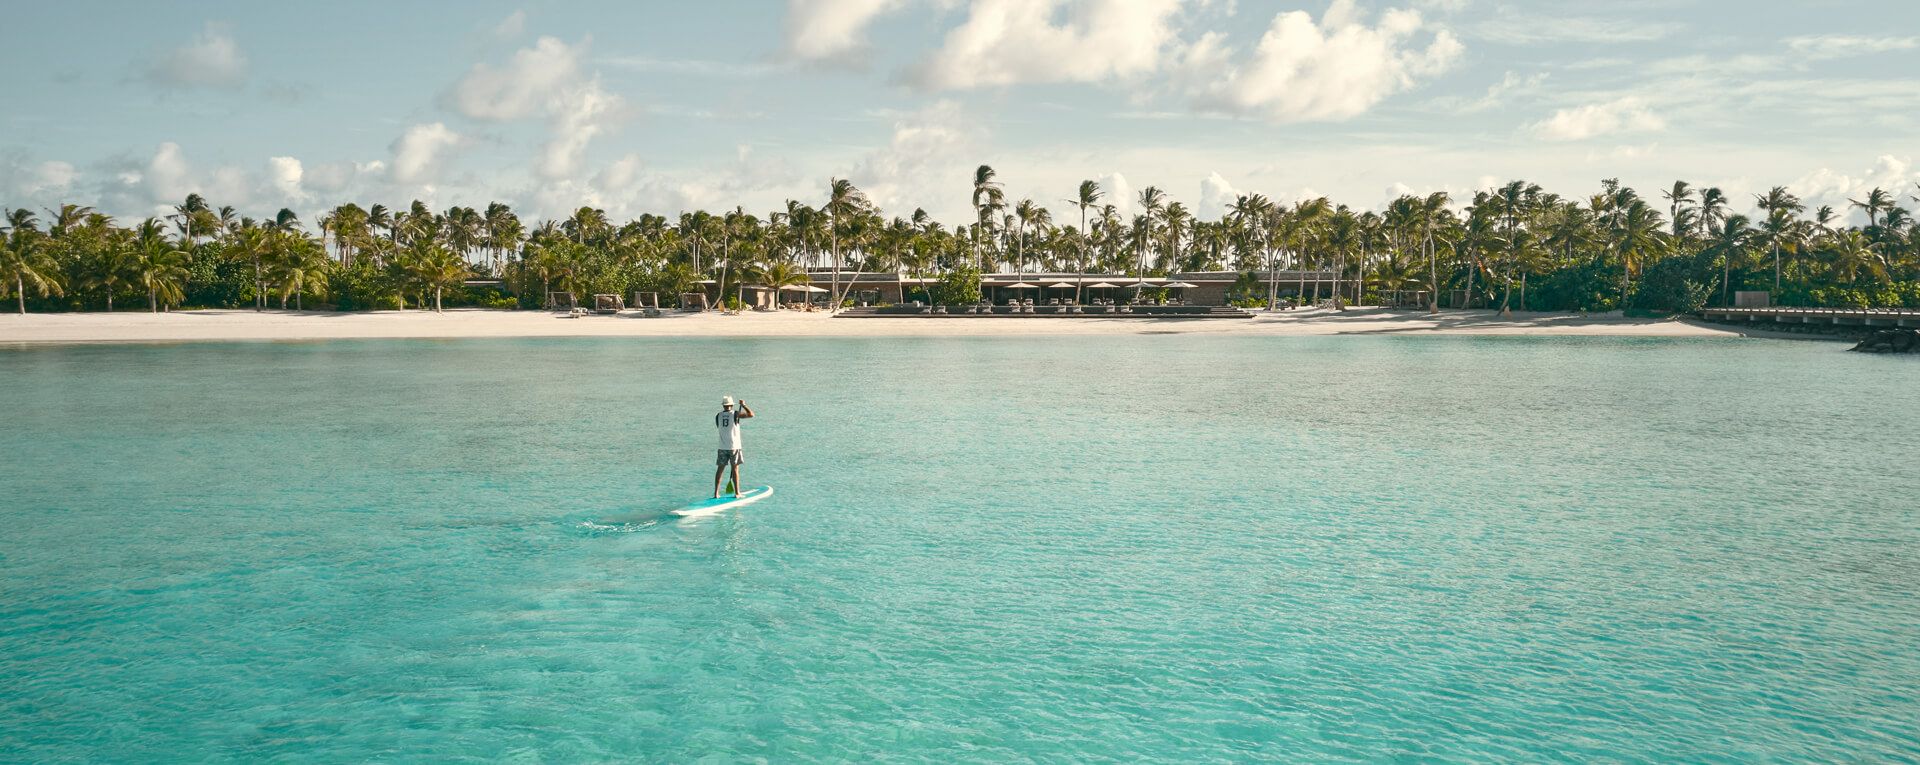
[
  {"xmin": 1100, "ymin": 172, "xmax": 1135, "ymax": 217},
  {"xmin": 447, "ymin": 36, "xmax": 625, "ymax": 182},
  {"xmin": 148, "ymin": 22, "xmax": 248, "ymax": 89},
  {"xmin": 850, "ymin": 100, "xmax": 978, "ymax": 214},
  {"xmin": 1435, "ymin": 70, "xmax": 1547, "ymax": 113},
  {"xmin": 910, "ymin": 0, "xmax": 1185, "ymax": 90},
  {"xmin": 784, "ymin": 0, "xmax": 903, "ymax": 62},
  {"xmin": 390, "ymin": 123, "xmax": 461, "ymax": 184},
  {"xmin": 1475, "ymin": 15, "xmax": 1678, "ymax": 45},
  {"xmin": 1788, "ymin": 155, "xmax": 1920, "ymax": 223},
  {"xmin": 0, "ymin": 155, "xmax": 77, "ymax": 201},
  {"xmin": 1198, "ymin": 171, "xmax": 1237, "ymax": 219},
  {"xmin": 1183, "ymin": 0, "xmax": 1462, "ymax": 122},
  {"xmin": 494, "ymin": 10, "xmax": 527, "ymax": 39},
  {"xmin": 1785, "ymin": 34, "xmax": 1920, "ymax": 61},
  {"xmin": 30, "ymin": 161, "xmax": 76, "ymax": 196},
  {"xmin": 593, "ymin": 154, "xmax": 645, "ymax": 193},
  {"xmin": 267, "ymin": 156, "xmax": 305, "ymax": 201},
  {"xmin": 539, "ymin": 82, "xmax": 618, "ymax": 179},
  {"xmin": 146, "ymin": 142, "xmax": 195, "ymax": 201},
  {"xmin": 447, "ymin": 36, "xmax": 588, "ymax": 121},
  {"xmin": 303, "ymin": 160, "xmax": 385, "ymax": 193},
  {"xmin": 1530, "ymin": 97, "xmax": 1666, "ymax": 141},
  {"xmin": 92, "ymin": 143, "xmax": 256, "ymax": 217}
]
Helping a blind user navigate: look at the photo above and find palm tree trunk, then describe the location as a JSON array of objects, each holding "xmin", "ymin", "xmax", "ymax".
[
  {"xmin": 1332, "ymin": 251, "xmax": 1343, "ymax": 310},
  {"xmin": 1427, "ymin": 236, "xmax": 1439, "ymax": 313},
  {"xmin": 1520, "ymin": 271, "xmax": 1529, "ymax": 312},
  {"xmin": 1462, "ymin": 261, "xmax": 1474, "ymax": 310},
  {"xmin": 1620, "ymin": 251, "xmax": 1630, "ymax": 309},
  {"xmin": 18, "ymin": 276, "xmax": 27, "ymax": 314},
  {"xmin": 1728, "ymin": 257, "xmax": 1743, "ymax": 305},
  {"xmin": 1075, "ymin": 209, "xmax": 1087, "ymax": 306},
  {"xmin": 1298, "ymin": 251, "xmax": 1308, "ymax": 304},
  {"xmin": 150, "ymin": 286, "xmax": 158, "ymax": 313},
  {"xmin": 1265, "ymin": 248, "xmax": 1279, "ymax": 311},
  {"xmin": 435, "ymin": 287, "xmax": 443, "ymax": 313}
]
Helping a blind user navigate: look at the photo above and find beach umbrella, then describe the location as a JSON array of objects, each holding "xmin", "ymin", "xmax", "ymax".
[
  {"xmin": 1084, "ymin": 282, "xmax": 1120, "ymax": 289},
  {"xmin": 776, "ymin": 284, "xmax": 812, "ymax": 291},
  {"xmin": 1002, "ymin": 282, "xmax": 1039, "ymax": 288},
  {"xmin": 1161, "ymin": 281, "xmax": 1198, "ymax": 289},
  {"xmin": 1045, "ymin": 282, "xmax": 1079, "ymax": 289}
]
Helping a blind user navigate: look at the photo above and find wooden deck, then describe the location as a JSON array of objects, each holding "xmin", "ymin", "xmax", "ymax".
[
  {"xmin": 1699, "ymin": 307, "xmax": 1920, "ymax": 328},
  {"xmin": 837, "ymin": 306, "xmax": 1254, "ymax": 319}
]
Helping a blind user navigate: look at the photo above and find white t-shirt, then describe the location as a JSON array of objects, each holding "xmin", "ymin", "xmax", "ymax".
[{"xmin": 716, "ymin": 410, "xmax": 743, "ymax": 450}]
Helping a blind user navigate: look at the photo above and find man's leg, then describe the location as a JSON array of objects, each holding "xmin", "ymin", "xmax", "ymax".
[
  {"xmin": 730, "ymin": 463, "xmax": 743, "ymax": 497},
  {"xmin": 713, "ymin": 460, "xmax": 726, "ymax": 498}
]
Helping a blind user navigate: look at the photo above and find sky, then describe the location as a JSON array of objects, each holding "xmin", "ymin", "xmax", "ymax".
[{"xmin": 3, "ymin": 0, "xmax": 1919, "ymax": 228}]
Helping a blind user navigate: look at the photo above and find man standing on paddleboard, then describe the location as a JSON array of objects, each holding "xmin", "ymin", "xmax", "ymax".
[{"xmin": 713, "ymin": 396, "xmax": 755, "ymax": 498}]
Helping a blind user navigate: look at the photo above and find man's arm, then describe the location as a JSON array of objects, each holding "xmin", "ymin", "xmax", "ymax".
[{"xmin": 738, "ymin": 400, "xmax": 755, "ymax": 419}]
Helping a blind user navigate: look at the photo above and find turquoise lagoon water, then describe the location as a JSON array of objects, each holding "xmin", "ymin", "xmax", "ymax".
[{"xmin": 2, "ymin": 335, "xmax": 1917, "ymax": 762}]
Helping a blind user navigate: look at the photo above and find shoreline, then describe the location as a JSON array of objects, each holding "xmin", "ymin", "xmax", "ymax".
[{"xmin": 0, "ymin": 307, "xmax": 1840, "ymax": 346}]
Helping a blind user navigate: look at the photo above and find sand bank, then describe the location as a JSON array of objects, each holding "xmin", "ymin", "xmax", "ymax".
[{"xmin": 0, "ymin": 307, "xmax": 1812, "ymax": 346}]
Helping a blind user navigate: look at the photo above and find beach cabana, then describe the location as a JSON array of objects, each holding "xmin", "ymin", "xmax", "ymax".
[{"xmin": 997, "ymin": 281, "xmax": 1039, "ymax": 305}]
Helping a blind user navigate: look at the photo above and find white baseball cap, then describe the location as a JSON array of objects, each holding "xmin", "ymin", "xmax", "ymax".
[{"xmin": 721, "ymin": 396, "xmax": 735, "ymax": 407}]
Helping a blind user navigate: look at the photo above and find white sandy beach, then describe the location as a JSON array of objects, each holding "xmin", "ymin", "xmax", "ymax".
[{"xmin": 0, "ymin": 307, "xmax": 1815, "ymax": 345}]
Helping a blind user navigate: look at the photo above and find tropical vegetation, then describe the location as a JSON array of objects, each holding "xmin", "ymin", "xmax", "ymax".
[{"xmin": 6, "ymin": 171, "xmax": 1920, "ymax": 315}]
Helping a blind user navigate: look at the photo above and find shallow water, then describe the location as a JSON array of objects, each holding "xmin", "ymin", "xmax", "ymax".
[{"xmin": 2, "ymin": 335, "xmax": 1917, "ymax": 762}]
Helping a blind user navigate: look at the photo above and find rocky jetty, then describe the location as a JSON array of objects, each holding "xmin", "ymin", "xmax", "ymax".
[{"xmin": 1849, "ymin": 329, "xmax": 1920, "ymax": 354}]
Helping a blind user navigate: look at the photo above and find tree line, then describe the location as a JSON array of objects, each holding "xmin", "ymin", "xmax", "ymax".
[{"xmin": 5, "ymin": 167, "xmax": 1919, "ymax": 315}]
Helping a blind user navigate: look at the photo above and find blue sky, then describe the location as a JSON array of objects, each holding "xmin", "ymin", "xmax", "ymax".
[{"xmin": 3, "ymin": 0, "xmax": 1918, "ymax": 227}]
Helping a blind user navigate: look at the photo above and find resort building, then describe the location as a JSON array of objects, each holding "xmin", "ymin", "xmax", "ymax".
[{"xmin": 738, "ymin": 270, "xmax": 1341, "ymax": 308}]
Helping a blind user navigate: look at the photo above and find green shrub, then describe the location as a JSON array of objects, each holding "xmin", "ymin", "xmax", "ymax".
[
  {"xmin": 1628, "ymin": 257, "xmax": 1713, "ymax": 315},
  {"xmin": 932, "ymin": 265, "xmax": 982, "ymax": 305}
]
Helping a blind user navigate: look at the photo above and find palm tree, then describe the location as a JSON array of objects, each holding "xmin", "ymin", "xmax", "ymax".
[
  {"xmin": 1662, "ymin": 181, "xmax": 1695, "ymax": 238},
  {"xmin": 484, "ymin": 202, "xmax": 523, "ymax": 273},
  {"xmin": 368, "ymin": 204, "xmax": 396, "ymax": 251},
  {"xmin": 131, "ymin": 218, "xmax": 190, "ymax": 312},
  {"xmin": 824, "ymin": 178, "xmax": 868, "ymax": 311},
  {"xmin": 2, "ymin": 209, "xmax": 63, "ymax": 314},
  {"xmin": 1825, "ymin": 230, "xmax": 1887, "ymax": 285},
  {"xmin": 1696, "ymin": 187, "xmax": 1729, "ymax": 239},
  {"xmin": 1755, "ymin": 186, "xmax": 1805, "ymax": 290},
  {"xmin": 1614, "ymin": 199, "xmax": 1666, "ymax": 308},
  {"xmin": 1012, "ymin": 198, "xmax": 1048, "ymax": 278},
  {"xmin": 755, "ymin": 261, "xmax": 811, "ymax": 309},
  {"xmin": 1068, "ymin": 180, "xmax": 1101, "ymax": 303},
  {"xmin": 170, "ymin": 193, "xmax": 211, "ymax": 247},
  {"xmin": 1419, "ymin": 192, "xmax": 1451, "ymax": 312},
  {"xmin": 1162, "ymin": 201, "xmax": 1190, "ymax": 276},
  {"xmin": 409, "ymin": 242, "xmax": 468, "ymax": 313},
  {"xmin": 1850, "ymin": 187, "xmax": 1895, "ymax": 230},
  {"xmin": 88, "ymin": 228, "xmax": 139, "ymax": 312},
  {"xmin": 274, "ymin": 234, "xmax": 332, "ymax": 310},
  {"xmin": 1228, "ymin": 193, "xmax": 1277, "ymax": 309},
  {"xmin": 1706, "ymin": 214, "xmax": 1753, "ymax": 305},
  {"xmin": 971, "ymin": 165, "xmax": 1003, "ymax": 271},
  {"xmin": 1135, "ymin": 186, "xmax": 1166, "ymax": 277}
]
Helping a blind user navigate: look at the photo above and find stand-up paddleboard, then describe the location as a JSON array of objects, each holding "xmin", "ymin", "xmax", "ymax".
[{"xmin": 672, "ymin": 485, "xmax": 773, "ymax": 517}]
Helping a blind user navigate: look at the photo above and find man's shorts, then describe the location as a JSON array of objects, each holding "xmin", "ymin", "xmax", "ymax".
[{"xmin": 716, "ymin": 449, "xmax": 744, "ymax": 467}]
